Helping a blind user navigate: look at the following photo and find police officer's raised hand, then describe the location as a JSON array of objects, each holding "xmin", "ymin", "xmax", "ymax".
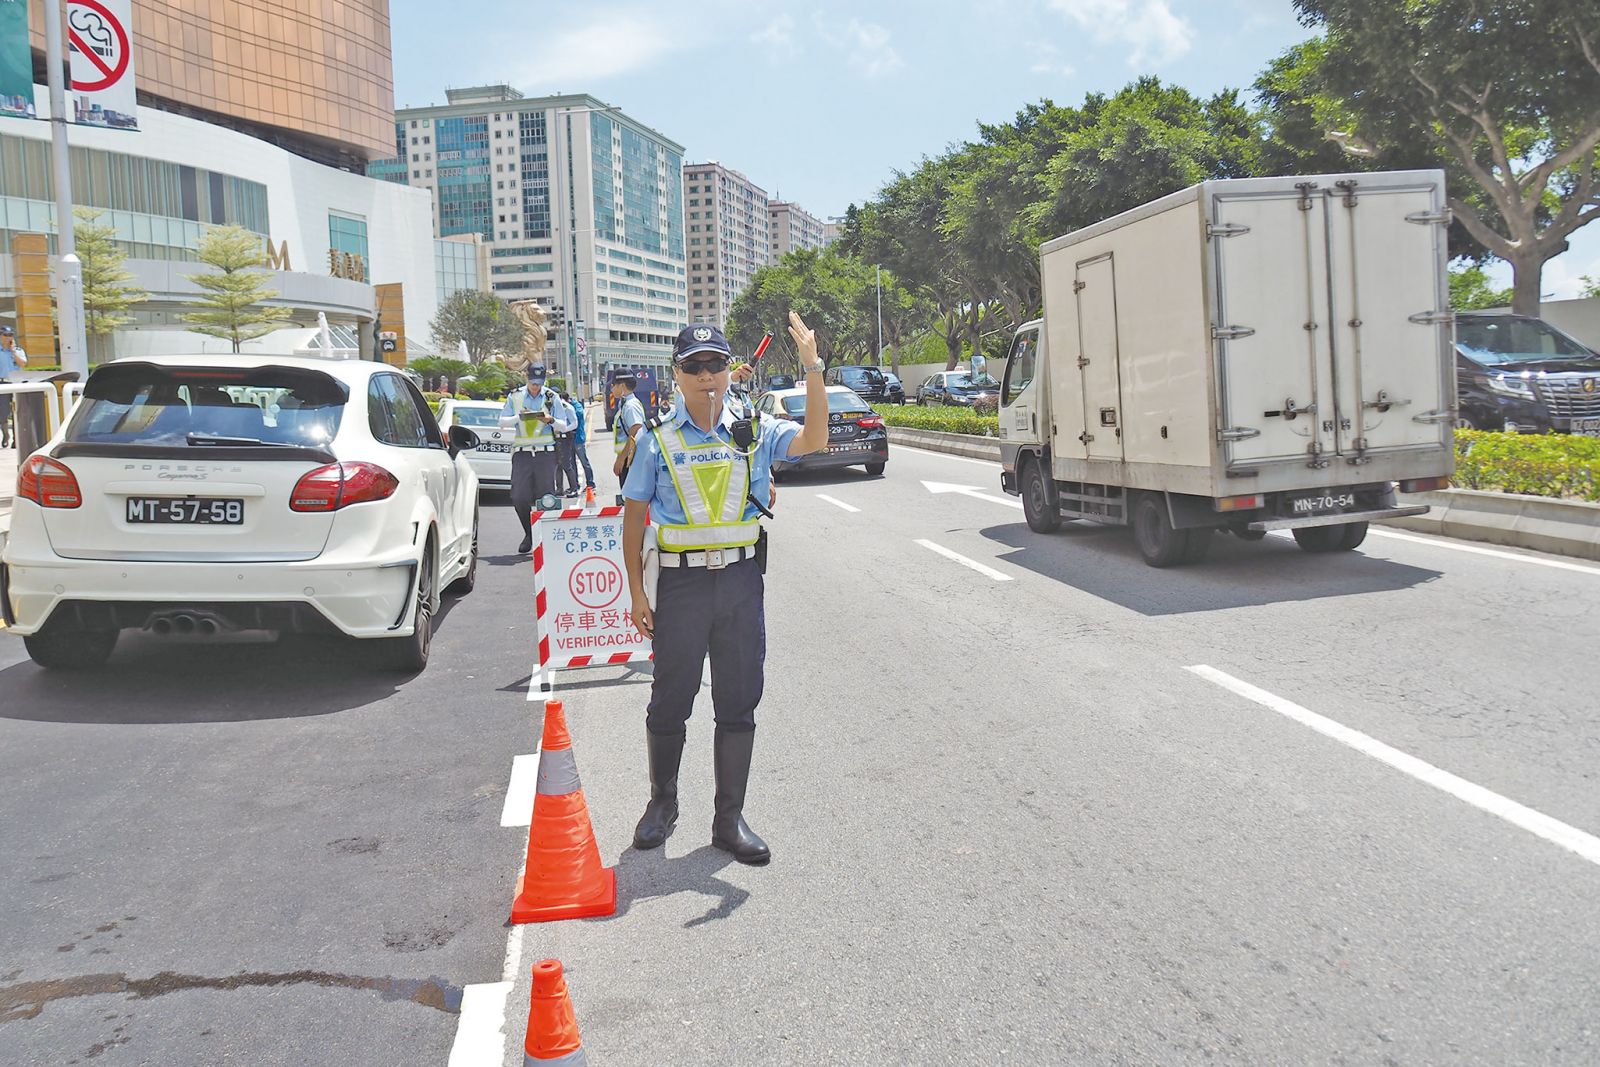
[{"xmin": 787, "ymin": 311, "xmax": 818, "ymax": 365}]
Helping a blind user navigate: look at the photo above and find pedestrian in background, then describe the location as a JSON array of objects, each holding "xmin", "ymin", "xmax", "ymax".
[
  {"xmin": 564, "ymin": 390, "xmax": 597, "ymax": 496},
  {"xmin": 610, "ymin": 372, "xmax": 646, "ymax": 490},
  {"xmin": 501, "ymin": 364, "xmax": 575, "ymax": 553},
  {"xmin": 553, "ymin": 392, "xmax": 579, "ymax": 499},
  {"xmin": 0, "ymin": 325, "xmax": 28, "ymax": 449},
  {"xmin": 621, "ymin": 314, "xmax": 829, "ymax": 865}
]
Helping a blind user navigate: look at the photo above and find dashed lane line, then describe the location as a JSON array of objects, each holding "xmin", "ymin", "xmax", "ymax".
[
  {"xmin": 816, "ymin": 494, "xmax": 861, "ymax": 513},
  {"xmin": 915, "ymin": 538, "xmax": 1013, "ymax": 582},
  {"xmin": 1187, "ymin": 664, "xmax": 1600, "ymax": 870},
  {"xmin": 500, "ymin": 754, "xmax": 539, "ymax": 827}
]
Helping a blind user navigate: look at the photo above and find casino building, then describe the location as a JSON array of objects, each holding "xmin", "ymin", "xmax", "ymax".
[{"xmin": 0, "ymin": 0, "xmax": 448, "ymax": 365}]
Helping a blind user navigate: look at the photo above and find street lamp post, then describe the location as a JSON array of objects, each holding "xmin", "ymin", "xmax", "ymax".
[
  {"xmin": 555, "ymin": 103, "xmax": 622, "ymax": 400},
  {"xmin": 875, "ymin": 264, "xmax": 883, "ymax": 368},
  {"xmin": 43, "ymin": 0, "xmax": 86, "ymax": 376}
]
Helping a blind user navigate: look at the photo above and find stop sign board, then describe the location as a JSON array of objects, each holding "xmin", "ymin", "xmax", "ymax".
[{"xmin": 530, "ymin": 505, "xmax": 652, "ymax": 691}]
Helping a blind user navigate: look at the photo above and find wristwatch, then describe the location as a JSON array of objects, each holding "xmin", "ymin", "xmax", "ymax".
[{"xmin": 802, "ymin": 359, "xmax": 824, "ymax": 375}]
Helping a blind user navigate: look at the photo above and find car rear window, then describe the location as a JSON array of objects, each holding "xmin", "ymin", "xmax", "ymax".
[
  {"xmin": 781, "ymin": 391, "xmax": 871, "ymax": 415},
  {"xmin": 451, "ymin": 406, "xmax": 502, "ymax": 428},
  {"xmin": 840, "ymin": 367, "xmax": 884, "ymax": 383},
  {"xmin": 68, "ymin": 363, "xmax": 347, "ymax": 447}
]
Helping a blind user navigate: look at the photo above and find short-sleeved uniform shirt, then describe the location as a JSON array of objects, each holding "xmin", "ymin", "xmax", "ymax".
[
  {"xmin": 616, "ymin": 395, "xmax": 646, "ymax": 443},
  {"xmin": 501, "ymin": 386, "xmax": 575, "ymax": 435},
  {"xmin": 0, "ymin": 344, "xmax": 25, "ymax": 379},
  {"xmin": 622, "ymin": 399, "xmax": 802, "ymax": 524}
]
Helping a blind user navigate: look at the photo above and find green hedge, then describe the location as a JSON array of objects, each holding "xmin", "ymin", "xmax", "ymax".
[
  {"xmin": 1453, "ymin": 429, "xmax": 1600, "ymax": 502},
  {"xmin": 872, "ymin": 403, "xmax": 999, "ymax": 436}
]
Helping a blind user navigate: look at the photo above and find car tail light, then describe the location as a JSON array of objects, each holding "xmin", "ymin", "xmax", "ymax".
[
  {"xmin": 18, "ymin": 455, "xmax": 83, "ymax": 508},
  {"xmin": 1214, "ymin": 493, "xmax": 1264, "ymax": 512},
  {"xmin": 289, "ymin": 461, "xmax": 399, "ymax": 512},
  {"xmin": 857, "ymin": 415, "xmax": 884, "ymax": 429},
  {"xmin": 1399, "ymin": 476, "xmax": 1450, "ymax": 493}
]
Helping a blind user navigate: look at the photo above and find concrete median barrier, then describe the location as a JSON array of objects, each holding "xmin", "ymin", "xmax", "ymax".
[{"xmin": 887, "ymin": 426, "xmax": 1001, "ymax": 461}]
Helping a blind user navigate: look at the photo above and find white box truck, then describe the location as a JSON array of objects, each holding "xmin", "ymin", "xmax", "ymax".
[{"xmin": 998, "ymin": 169, "xmax": 1455, "ymax": 566}]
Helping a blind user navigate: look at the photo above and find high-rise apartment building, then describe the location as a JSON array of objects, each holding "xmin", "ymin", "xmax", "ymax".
[
  {"xmin": 768, "ymin": 200, "xmax": 826, "ymax": 259},
  {"xmin": 374, "ymin": 86, "xmax": 688, "ymax": 384},
  {"xmin": 682, "ymin": 162, "xmax": 769, "ymax": 329}
]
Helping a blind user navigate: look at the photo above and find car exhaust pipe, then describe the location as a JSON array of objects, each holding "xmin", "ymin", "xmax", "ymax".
[
  {"xmin": 151, "ymin": 617, "xmax": 173, "ymax": 636},
  {"xmin": 173, "ymin": 614, "xmax": 196, "ymax": 635},
  {"xmin": 196, "ymin": 618, "xmax": 219, "ymax": 636}
]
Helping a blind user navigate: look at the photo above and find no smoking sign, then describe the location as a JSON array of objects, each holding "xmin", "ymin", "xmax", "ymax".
[{"xmin": 68, "ymin": 0, "xmax": 132, "ymax": 93}]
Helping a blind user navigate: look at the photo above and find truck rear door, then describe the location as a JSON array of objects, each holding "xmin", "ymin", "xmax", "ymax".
[{"xmin": 1211, "ymin": 178, "xmax": 1451, "ymax": 468}]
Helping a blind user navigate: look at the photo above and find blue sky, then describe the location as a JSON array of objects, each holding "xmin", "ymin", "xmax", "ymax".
[{"xmin": 390, "ymin": 0, "xmax": 1597, "ymax": 299}]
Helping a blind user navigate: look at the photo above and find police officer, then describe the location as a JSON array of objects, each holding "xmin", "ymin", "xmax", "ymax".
[
  {"xmin": 502, "ymin": 363, "xmax": 576, "ymax": 553},
  {"xmin": 0, "ymin": 325, "xmax": 28, "ymax": 449},
  {"xmin": 622, "ymin": 313, "xmax": 828, "ymax": 864},
  {"xmin": 610, "ymin": 371, "xmax": 647, "ymax": 486}
]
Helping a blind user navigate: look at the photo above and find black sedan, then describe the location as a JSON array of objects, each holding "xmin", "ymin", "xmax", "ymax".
[
  {"xmin": 759, "ymin": 385, "xmax": 887, "ymax": 477},
  {"xmin": 916, "ymin": 370, "xmax": 1000, "ymax": 407},
  {"xmin": 826, "ymin": 364, "xmax": 892, "ymax": 403}
]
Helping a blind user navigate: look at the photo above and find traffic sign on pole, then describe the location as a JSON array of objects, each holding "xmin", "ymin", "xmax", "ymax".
[{"xmin": 66, "ymin": 0, "xmax": 137, "ymax": 129}]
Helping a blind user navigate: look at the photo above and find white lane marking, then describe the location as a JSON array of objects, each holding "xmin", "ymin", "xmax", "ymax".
[
  {"xmin": 921, "ymin": 479, "xmax": 1023, "ymax": 510},
  {"xmin": 500, "ymin": 754, "xmax": 539, "ymax": 827},
  {"xmin": 501, "ymin": 923, "xmax": 526, "ymax": 983},
  {"xmin": 816, "ymin": 493, "xmax": 861, "ymax": 513},
  {"xmin": 915, "ymin": 538, "xmax": 1013, "ymax": 581},
  {"xmin": 1187, "ymin": 665, "xmax": 1600, "ymax": 869},
  {"xmin": 1366, "ymin": 527, "xmax": 1600, "ymax": 577},
  {"xmin": 898, "ymin": 445, "xmax": 999, "ymax": 468},
  {"xmin": 448, "ymin": 981, "xmax": 515, "ymax": 1066}
]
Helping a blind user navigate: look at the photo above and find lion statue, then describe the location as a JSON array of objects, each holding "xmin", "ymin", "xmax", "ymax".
[{"xmin": 504, "ymin": 300, "xmax": 549, "ymax": 374}]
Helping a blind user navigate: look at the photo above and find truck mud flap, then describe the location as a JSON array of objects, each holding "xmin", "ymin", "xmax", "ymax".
[{"xmin": 1247, "ymin": 505, "xmax": 1429, "ymax": 532}]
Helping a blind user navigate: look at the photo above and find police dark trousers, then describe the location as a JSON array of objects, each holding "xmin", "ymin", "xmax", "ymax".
[
  {"xmin": 509, "ymin": 447, "xmax": 558, "ymax": 543},
  {"xmin": 554, "ymin": 433, "xmax": 579, "ymax": 494},
  {"xmin": 635, "ymin": 554, "xmax": 770, "ymax": 863}
]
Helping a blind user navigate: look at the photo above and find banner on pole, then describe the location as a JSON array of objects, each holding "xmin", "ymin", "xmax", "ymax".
[
  {"xmin": 0, "ymin": 0, "xmax": 36, "ymax": 120},
  {"xmin": 530, "ymin": 506, "xmax": 652, "ymax": 694},
  {"xmin": 67, "ymin": 0, "xmax": 137, "ymax": 129}
]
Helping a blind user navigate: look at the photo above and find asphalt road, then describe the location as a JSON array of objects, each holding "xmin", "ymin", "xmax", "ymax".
[{"xmin": 3, "ymin": 434, "xmax": 1599, "ymax": 1066}]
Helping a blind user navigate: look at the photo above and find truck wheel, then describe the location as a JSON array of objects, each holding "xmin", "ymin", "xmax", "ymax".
[
  {"xmin": 1337, "ymin": 521, "xmax": 1369, "ymax": 551},
  {"xmin": 1132, "ymin": 495, "xmax": 1189, "ymax": 567},
  {"xmin": 1292, "ymin": 525, "xmax": 1346, "ymax": 553},
  {"xmin": 1021, "ymin": 459, "xmax": 1061, "ymax": 534},
  {"xmin": 24, "ymin": 629, "xmax": 119, "ymax": 670}
]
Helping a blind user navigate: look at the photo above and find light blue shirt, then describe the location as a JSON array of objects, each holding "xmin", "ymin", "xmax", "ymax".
[
  {"xmin": 622, "ymin": 399, "xmax": 801, "ymax": 523},
  {"xmin": 0, "ymin": 344, "xmax": 24, "ymax": 379},
  {"xmin": 501, "ymin": 385, "xmax": 576, "ymax": 433},
  {"xmin": 616, "ymin": 395, "xmax": 645, "ymax": 439}
]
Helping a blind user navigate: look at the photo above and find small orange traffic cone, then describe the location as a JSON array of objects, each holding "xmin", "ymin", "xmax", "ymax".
[
  {"xmin": 523, "ymin": 958, "xmax": 588, "ymax": 1065},
  {"xmin": 511, "ymin": 700, "xmax": 617, "ymax": 924},
  {"xmin": 583, "ymin": 485, "xmax": 596, "ymax": 505}
]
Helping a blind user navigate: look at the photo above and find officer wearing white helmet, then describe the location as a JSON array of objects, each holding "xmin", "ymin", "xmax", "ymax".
[
  {"xmin": 502, "ymin": 363, "xmax": 576, "ymax": 553},
  {"xmin": 622, "ymin": 312, "xmax": 829, "ymax": 864}
]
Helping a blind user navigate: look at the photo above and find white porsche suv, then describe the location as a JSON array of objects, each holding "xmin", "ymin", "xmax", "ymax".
[{"xmin": 1, "ymin": 355, "xmax": 481, "ymax": 672}]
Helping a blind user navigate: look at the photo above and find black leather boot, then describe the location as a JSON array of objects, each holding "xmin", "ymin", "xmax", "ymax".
[
  {"xmin": 633, "ymin": 730, "xmax": 684, "ymax": 850},
  {"xmin": 711, "ymin": 727, "xmax": 770, "ymax": 865}
]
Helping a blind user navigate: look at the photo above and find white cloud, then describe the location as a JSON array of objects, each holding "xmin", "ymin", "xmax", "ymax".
[
  {"xmin": 513, "ymin": 13, "xmax": 678, "ymax": 90},
  {"xmin": 1027, "ymin": 41, "xmax": 1076, "ymax": 78},
  {"xmin": 1046, "ymin": 0, "xmax": 1194, "ymax": 67},
  {"xmin": 751, "ymin": 13, "xmax": 798, "ymax": 55},
  {"xmin": 815, "ymin": 16, "xmax": 904, "ymax": 78}
]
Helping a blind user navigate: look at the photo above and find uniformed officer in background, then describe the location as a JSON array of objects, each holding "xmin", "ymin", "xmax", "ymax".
[
  {"xmin": 621, "ymin": 312, "xmax": 828, "ymax": 864},
  {"xmin": 0, "ymin": 325, "xmax": 28, "ymax": 449},
  {"xmin": 502, "ymin": 363, "xmax": 576, "ymax": 553},
  {"xmin": 610, "ymin": 372, "xmax": 647, "ymax": 488}
]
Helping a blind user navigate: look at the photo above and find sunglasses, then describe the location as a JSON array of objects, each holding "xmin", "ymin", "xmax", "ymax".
[{"xmin": 678, "ymin": 356, "xmax": 729, "ymax": 375}]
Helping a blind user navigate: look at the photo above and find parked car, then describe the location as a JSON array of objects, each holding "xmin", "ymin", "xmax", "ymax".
[
  {"xmin": 436, "ymin": 398, "xmax": 512, "ymax": 490},
  {"xmin": 917, "ymin": 370, "xmax": 1000, "ymax": 407},
  {"xmin": 825, "ymin": 364, "xmax": 892, "ymax": 403},
  {"xmin": 758, "ymin": 385, "xmax": 887, "ymax": 477},
  {"xmin": 1, "ymin": 355, "xmax": 481, "ymax": 672},
  {"xmin": 1455, "ymin": 313, "xmax": 1600, "ymax": 436},
  {"xmin": 881, "ymin": 371, "xmax": 906, "ymax": 404}
]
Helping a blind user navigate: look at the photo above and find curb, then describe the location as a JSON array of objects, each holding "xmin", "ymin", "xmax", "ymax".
[
  {"xmin": 887, "ymin": 426, "xmax": 1001, "ymax": 461},
  {"xmin": 890, "ymin": 425, "xmax": 1600, "ymax": 562}
]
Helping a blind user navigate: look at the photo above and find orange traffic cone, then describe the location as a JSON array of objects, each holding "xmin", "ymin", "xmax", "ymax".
[
  {"xmin": 523, "ymin": 958, "xmax": 588, "ymax": 1065},
  {"xmin": 583, "ymin": 485, "xmax": 596, "ymax": 505},
  {"xmin": 511, "ymin": 700, "xmax": 618, "ymax": 924}
]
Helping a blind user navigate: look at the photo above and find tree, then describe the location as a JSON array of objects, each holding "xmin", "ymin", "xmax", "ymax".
[
  {"xmin": 1293, "ymin": 0, "xmax": 1600, "ymax": 314},
  {"xmin": 1581, "ymin": 275, "xmax": 1600, "ymax": 299},
  {"xmin": 73, "ymin": 207, "xmax": 148, "ymax": 363},
  {"xmin": 1448, "ymin": 265, "xmax": 1513, "ymax": 310},
  {"xmin": 181, "ymin": 225, "xmax": 293, "ymax": 352},
  {"xmin": 407, "ymin": 355, "xmax": 473, "ymax": 393},
  {"xmin": 459, "ymin": 359, "xmax": 513, "ymax": 400},
  {"xmin": 430, "ymin": 291, "xmax": 525, "ymax": 365}
]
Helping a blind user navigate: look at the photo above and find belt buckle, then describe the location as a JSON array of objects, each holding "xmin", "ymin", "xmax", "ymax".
[{"xmin": 704, "ymin": 548, "xmax": 727, "ymax": 570}]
